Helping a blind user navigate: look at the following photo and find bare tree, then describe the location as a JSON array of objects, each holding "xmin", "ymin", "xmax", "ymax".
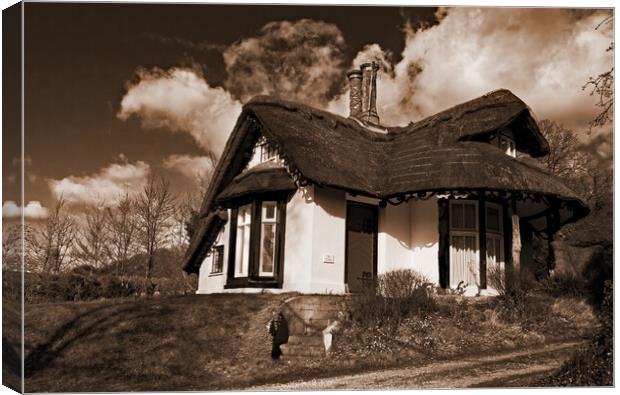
[
  {"xmin": 105, "ymin": 194, "xmax": 138, "ymax": 276},
  {"xmin": 74, "ymin": 203, "xmax": 109, "ymax": 268},
  {"xmin": 181, "ymin": 163, "xmax": 213, "ymax": 242},
  {"xmin": 537, "ymin": 120, "xmax": 613, "ymax": 247},
  {"xmin": 2, "ymin": 224, "xmax": 24, "ymax": 272},
  {"xmin": 584, "ymin": 15, "xmax": 613, "ymax": 130},
  {"xmin": 135, "ymin": 176, "xmax": 176, "ymax": 290},
  {"xmin": 537, "ymin": 119, "xmax": 589, "ymax": 179},
  {"xmin": 31, "ymin": 198, "xmax": 76, "ymax": 274}
]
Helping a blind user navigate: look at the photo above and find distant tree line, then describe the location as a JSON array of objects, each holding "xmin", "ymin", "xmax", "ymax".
[{"xmin": 3, "ymin": 173, "xmax": 208, "ymax": 297}]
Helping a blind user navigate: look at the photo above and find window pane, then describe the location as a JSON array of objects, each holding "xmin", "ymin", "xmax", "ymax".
[
  {"xmin": 212, "ymin": 245, "xmax": 224, "ymax": 273},
  {"xmin": 260, "ymin": 223, "xmax": 276, "ymax": 275},
  {"xmin": 235, "ymin": 226, "xmax": 245, "ymax": 275},
  {"xmin": 238, "ymin": 204, "xmax": 251, "ymax": 225},
  {"xmin": 464, "ymin": 204, "xmax": 476, "ymax": 229},
  {"xmin": 486, "ymin": 206, "xmax": 500, "ymax": 232},
  {"xmin": 451, "ymin": 204, "xmax": 463, "ymax": 228},
  {"xmin": 500, "ymin": 137, "xmax": 509, "ymax": 151},
  {"xmin": 263, "ymin": 203, "xmax": 276, "ymax": 220}
]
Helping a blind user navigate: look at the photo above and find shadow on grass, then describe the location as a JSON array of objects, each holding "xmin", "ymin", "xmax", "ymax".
[{"xmin": 24, "ymin": 302, "xmax": 151, "ymax": 378}]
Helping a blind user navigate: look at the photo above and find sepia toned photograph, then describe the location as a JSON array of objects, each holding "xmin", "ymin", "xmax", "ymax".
[{"xmin": 1, "ymin": 1, "xmax": 614, "ymax": 392}]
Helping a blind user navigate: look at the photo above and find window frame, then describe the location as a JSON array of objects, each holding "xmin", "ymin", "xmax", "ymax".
[
  {"xmin": 233, "ymin": 203, "xmax": 252, "ymax": 278},
  {"xmin": 210, "ymin": 245, "xmax": 225, "ymax": 275},
  {"xmin": 258, "ymin": 136, "xmax": 278, "ymax": 163},
  {"xmin": 446, "ymin": 199, "xmax": 507, "ymax": 290},
  {"xmin": 449, "ymin": 200, "xmax": 480, "ymax": 288},
  {"xmin": 226, "ymin": 198, "xmax": 286, "ymax": 289},
  {"xmin": 258, "ymin": 201, "xmax": 278, "ymax": 277}
]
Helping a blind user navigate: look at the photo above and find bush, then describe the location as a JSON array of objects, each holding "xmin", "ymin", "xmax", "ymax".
[
  {"xmin": 24, "ymin": 273, "xmax": 147, "ymax": 303},
  {"xmin": 346, "ymin": 269, "xmax": 435, "ymax": 332},
  {"xmin": 536, "ymin": 271, "xmax": 586, "ymax": 298},
  {"xmin": 582, "ymin": 243, "xmax": 613, "ymax": 309},
  {"xmin": 539, "ymin": 281, "xmax": 613, "ymax": 386},
  {"xmin": 487, "ymin": 264, "xmax": 506, "ymax": 296}
]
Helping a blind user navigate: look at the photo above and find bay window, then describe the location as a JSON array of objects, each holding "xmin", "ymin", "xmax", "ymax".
[
  {"xmin": 447, "ymin": 199, "xmax": 506, "ymax": 289},
  {"xmin": 226, "ymin": 199, "xmax": 286, "ymax": 288}
]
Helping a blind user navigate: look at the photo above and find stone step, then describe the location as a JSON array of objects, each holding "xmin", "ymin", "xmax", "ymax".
[
  {"xmin": 281, "ymin": 343, "xmax": 325, "ymax": 358},
  {"xmin": 287, "ymin": 319, "xmax": 332, "ymax": 336},
  {"xmin": 287, "ymin": 335, "xmax": 324, "ymax": 347}
]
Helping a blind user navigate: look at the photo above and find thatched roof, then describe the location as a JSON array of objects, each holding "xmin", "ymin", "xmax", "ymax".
[
  {"xmin": 215, "ymin": 161, "xmax": 297, "ymax": 206},
  {"xmin": 182, "ymin": 89, "xmax": 587, "ymax": 273}
]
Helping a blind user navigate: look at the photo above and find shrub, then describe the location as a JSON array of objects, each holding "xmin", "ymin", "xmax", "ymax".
[
  {"xmin": 537, "ymin": 271, "xmax": 586, "ymax": 298},
  {"xmin": 487, "ymin": 264, "xmax": 506, "ymax": 296},
  {"xmin": 538, "ymin": 281, "xmax": 613, "ymax": 386},
  {"xmin": 582, "ymin": 243, "xmax": 613, "ymax": 309},
  {"xmin": 346, "ymin": 269, "xmax": 435, "ymax": 333}
]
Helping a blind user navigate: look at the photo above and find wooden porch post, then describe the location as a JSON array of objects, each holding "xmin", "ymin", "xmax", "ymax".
[
  {"xmin": 511, "ymin": 209, "xmax": 522, "ymax": 288},
  {"xmin": 504, "ymin": 200, "xmax": 522, "ymax": 292},
  {"xmin": 546, "ymin": 205, "xmax": 560, "ymax": 274},
  {"xmin": 438, "ymin": 198, "xmax": 450, "ymax": 289}
]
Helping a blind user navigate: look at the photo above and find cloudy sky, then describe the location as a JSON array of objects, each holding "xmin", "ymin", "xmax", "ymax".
[{"xmin": 2, "ymin": 2, "xmax": 613, "ymax": 220}]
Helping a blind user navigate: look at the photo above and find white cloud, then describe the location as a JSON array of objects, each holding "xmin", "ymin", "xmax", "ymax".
[
  {"xmin": 2, "ymin": 201, "xmax": 49, "ymax": 219},
  {"xmin": 163, "ymin": 154, "xmax": 215, "ymax": 180},
  {"xmin": 117, "ymin": 67, "xmax": 242, "ymax": 155},
  {"xmin": 47, "ymin": 160, "xmax": 150, "ymax": 206},
  {"xmin": 331, "ymin": 8, "xmax": 613, "ymax": 140},
  {"xmin": 223, "ymin": 19, "xmax": 346, "ymax": 108}
]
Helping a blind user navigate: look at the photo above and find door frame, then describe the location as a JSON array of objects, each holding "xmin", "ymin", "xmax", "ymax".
[{"xmin": 344, "ymin": 201, "xmax": 379, "ymax": 290}]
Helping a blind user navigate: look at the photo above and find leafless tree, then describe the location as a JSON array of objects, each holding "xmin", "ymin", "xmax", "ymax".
[
  {"xmin": 135, "ymin": 176, "xmax": 176, "ymax": 290},
  {"xmin": 584, "ymin": 15, "xmax": 613, "ymax": 130},
  {"xmin": 2, "ymin": 223, "xmax": 24, "ymax": 272},
  {"xmin": 537, "ymin": 119, "xmax": 589, "ymax": 179},
  {"xmin": 180, "ymin": 164, "xmax": 213, "ymax": 242},
  {"xmin": 537, "ymin": 120, "xmax": 613, "ymax": 246},
  {"xmin": 74, "ymin": 203, "xmax": 109, "ymax": 268},
  {"xmin": 105, "ymin": 194, "xmax": 138, "ymax": 276},
  {"xmin": 31, "ymin": 198, "xmax": 76, "ymax": 274}
]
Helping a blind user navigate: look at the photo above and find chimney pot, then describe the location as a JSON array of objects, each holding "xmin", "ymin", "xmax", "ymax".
[
  {"xmin": 346, "ymin": 69, "xmax": 363, "ymax": 119},
  {"xmin": 360, "ymin": 62, "xmax": 380, "ymax": 125}
]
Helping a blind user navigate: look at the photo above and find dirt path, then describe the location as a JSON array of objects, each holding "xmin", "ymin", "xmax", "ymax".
[{"xmin": 247, "ymin": 341, "xmax": 583, "ymax": 390}]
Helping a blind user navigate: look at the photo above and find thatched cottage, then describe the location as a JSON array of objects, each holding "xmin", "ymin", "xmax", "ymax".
[{"xmin": 182, "ymin": 62, "xmax": 588, "ymax": 296}]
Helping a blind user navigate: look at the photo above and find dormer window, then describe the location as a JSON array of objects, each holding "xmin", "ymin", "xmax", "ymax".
[
  {"xmin": 499, "ymin": 135, "xmax": 516, "ymax": 157},
  {"xmin": 490, "ymin": 130, "xmax": 516, "ymax": 157},
  {"xmin": 258, "ymin": 136, "xmax": 278, "ymax": 162}
]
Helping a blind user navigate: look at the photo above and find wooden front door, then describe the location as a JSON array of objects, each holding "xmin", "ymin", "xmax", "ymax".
[{"xmin": 345, "ymin": 202, "xmax": 378, "ymax": 293}]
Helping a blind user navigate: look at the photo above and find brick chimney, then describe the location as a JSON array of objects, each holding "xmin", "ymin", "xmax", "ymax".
[
  {"xmin": 347, "ymin": 61, "xmax": 380, "ymax": 125},
  {"xmin": 346, "ymin": 69, "xmax": 363, "ymax": 118}
]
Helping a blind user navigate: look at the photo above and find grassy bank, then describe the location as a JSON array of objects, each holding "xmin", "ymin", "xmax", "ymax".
[{"xmin": 23, "ymin": 288, "xmax": 598, "ymax": 392}]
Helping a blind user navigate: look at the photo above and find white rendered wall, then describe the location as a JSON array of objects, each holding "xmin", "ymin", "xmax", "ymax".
[
  {"xmin": 410, "ymin": 198, "xmax": 440, "ymax": 284},
  {"xmin": 282, "ymin": 187, "xmax": 315, "ymax": 293},
  {"xmin": 378, "ymin": 202, "xmax": 412, "ymax": 274},
  {"xmin": 196, "ymin": 218, "xmax": 230, "ymax": 294},
  {"xmin": 309, "ymin": 186, "xmax": 347, "ymax": 293}
]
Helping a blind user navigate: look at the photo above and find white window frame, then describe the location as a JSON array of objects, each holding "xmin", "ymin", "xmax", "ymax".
[
  {"xmin": 234, "ymin": 204, "xmax": 252, "ymax": 278},
  {"xmin": 210, "ymin": 245, "xmax": 225, "ymax": 274},
  {"xmin": 449, "ymin": 200, "xmax": 480, "ymax": 287},
  {"xmin": 258, "ymin": 201, "xmax": 278, "ymax": 277},
  {"xmin": 499, "ymin": 135, "xmax": 516, "ymax": 157},
  {"xmin": 258, "ymin": 136, "xmax": 278, "ymax": 163},
  {"xmin": 485, "ymin": 202, "xmax": 505, "ymax": 270}
]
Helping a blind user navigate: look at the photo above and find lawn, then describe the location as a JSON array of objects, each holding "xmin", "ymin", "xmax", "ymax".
[
  {"xmin": 22, "ymin": 292, "xmax": 598, "ymax": 392},
  {"xmin": 24, "ymin": 293, "xmax": 290, "ymax": 392}
]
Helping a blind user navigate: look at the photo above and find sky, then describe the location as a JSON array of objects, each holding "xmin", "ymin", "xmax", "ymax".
[{"xmin": 2, "ymin": 2, "xmax": 614, "ymax": 221}]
